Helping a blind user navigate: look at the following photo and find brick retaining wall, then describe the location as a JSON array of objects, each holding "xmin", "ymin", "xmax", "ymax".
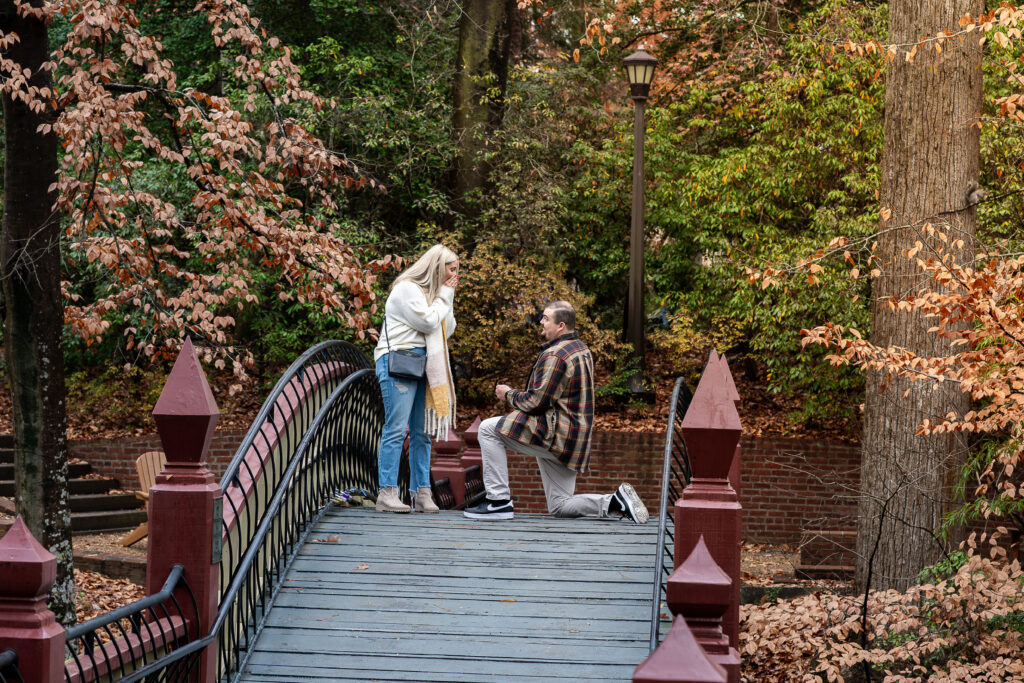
[
  {"xmin": 72, "ymin": 427, "xmax": 861, "ymax": 546},
  {"xmin": 70, "ymin": 430, "xmax": 247, "ymax": 486}
]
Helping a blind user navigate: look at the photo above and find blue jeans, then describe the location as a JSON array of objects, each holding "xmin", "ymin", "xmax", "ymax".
[{"xmin": 375, "ymin": 350, "xmax": 431, "ymax": 491}]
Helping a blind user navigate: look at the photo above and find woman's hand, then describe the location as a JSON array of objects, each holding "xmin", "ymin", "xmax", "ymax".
[{"xmin": 444, "ymin": 274, "xmax": 459, "ymax": 289}]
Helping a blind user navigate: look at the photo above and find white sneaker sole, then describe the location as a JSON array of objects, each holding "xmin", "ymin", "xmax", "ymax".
[
  {"xmin": 619, "ymin": 483, "xmax": 649, "ymax": 524},
  {"xmin": 463, "ymin": 510, "xmax": 514, "ymax": 520}
]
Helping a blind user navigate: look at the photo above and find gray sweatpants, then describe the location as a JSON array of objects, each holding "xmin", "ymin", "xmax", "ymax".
[{"xmin": 478, "ymin": 416, "xmax": 613, "ymax": 518}]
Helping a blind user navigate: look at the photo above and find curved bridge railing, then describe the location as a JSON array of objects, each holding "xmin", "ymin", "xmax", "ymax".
[
  {"xmin": 51, "ymin": 341, "xmax": 387, "ymax": 682},
  {"xmin": 649, "ymin": 376, "xmax": 694, "ymax": 651},
  {"xmin": 63, "ymin": 565, "xmax": 198, "ymax": 682}
]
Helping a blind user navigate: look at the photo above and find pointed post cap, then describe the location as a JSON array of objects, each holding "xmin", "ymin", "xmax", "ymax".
[
  {"xmin": 681, "ymin": 356, "xmax": 741, "ymax": 480},
  {"xmin": 666, "ymin": 535, "xmax": 732, "ymax": 618},
  {"xmin": 461, "ymin": 416, "xmax": 483, "ymax": 449},
  {"xmin": 434, "ymin": 424, "xmax": 464, "ymax": 457},
  {"xmin": 0, "ymin": 516, "xmax": 57, "ymax": 598},
  {"xmin": 153, "ymin": 338, "xmax": 220, "ymax": 465},
  {"xmin": 633, "ymin": 615, "xmax": 727, "ymax": 683},
  {"xmin": 716, "ymin": 352, "xmax": 740, "ymax": 407}
]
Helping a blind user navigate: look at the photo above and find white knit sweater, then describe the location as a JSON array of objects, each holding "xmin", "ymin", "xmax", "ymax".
[{"xmin": 373, "ymin": 281, "xmax": 456, "ymax": 362}]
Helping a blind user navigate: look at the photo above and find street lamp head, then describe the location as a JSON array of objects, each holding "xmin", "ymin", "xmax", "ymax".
[{"xmin": 623, "ymin": 48, "xmax": 657, "ymax": 101}]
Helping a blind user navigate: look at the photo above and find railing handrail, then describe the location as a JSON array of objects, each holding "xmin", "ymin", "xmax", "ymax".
[
  {"xmin": 219, "ymin": 340, "xmax": 368, "ymax": 494},
  {"xmin": 64, "ymin": 566, "xmax": 188, "ymax": 643},
  {"xmin": 63, "ymin": 564, "xmax": 197, "ymax": 683},
  {"xmin": 213, "ymin": 368, "xmax": 372, "ymax": 637},
  {"xmin": 0, "ymin": 649, "xmax": 23, "ymax": 683},
  {"xmin": 649, "ymin": 376, "xmax": 694, "ymax": 652}
]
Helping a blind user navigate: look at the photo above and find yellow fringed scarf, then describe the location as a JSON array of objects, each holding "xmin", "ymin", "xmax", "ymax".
[{"xmin": 424, "ymin": 321, "xmax": 456, "ymax": 440}]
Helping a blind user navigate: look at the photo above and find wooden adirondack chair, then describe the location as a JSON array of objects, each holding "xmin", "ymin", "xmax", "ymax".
[{"xmin": 119, "ymin": 450, "xmax": 166, "ymax": 547}]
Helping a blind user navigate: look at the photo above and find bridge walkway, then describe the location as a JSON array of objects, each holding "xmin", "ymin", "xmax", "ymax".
[{"xmin": 236, "ymin": 506, "xmax": 658, "ymax": 682}]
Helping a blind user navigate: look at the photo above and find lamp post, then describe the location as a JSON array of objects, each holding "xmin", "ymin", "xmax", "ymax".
[{"xmin": 624, "ymin": 48, "xmax": 657, "ymax": 399}]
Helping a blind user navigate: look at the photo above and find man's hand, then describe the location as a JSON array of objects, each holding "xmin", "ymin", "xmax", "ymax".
[{"xmin": 495, "ymin": 384, "xmax": 513, "ymax": 401}]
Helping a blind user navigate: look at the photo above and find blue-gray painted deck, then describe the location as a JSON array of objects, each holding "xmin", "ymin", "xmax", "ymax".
[{"xmin": 236, "ymin": 506, "xmax": 659, "ymax": 682}]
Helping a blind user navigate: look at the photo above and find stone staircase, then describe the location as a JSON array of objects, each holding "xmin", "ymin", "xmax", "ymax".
[{"xmin": 0, "ymin": 433, "xmax": 147, "ymax": 535}]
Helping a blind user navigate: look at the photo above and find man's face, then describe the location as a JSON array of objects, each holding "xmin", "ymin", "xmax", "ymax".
[{"xmin": 540, "ymin": 308, "xmax": 565, "ymax": 342}]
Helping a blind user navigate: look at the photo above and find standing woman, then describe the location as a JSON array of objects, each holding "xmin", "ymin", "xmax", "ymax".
[{"xmin": 374, "ymin": 244, "xmax": 459, "ymax": 513}]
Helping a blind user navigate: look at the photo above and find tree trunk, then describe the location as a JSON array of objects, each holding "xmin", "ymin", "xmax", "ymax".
[
  {"xmin": 856, "ymin": 0, "xmax": 982, "ymax": 593},
  {"xmin": 450, "ymin": 0, "xmax": 520, "ymax": 218},
  {"xmin": 0, "ymin": 0, "xmax": 75, "ymax": 624}
]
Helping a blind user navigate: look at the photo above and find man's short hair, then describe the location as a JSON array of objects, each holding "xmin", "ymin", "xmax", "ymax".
[{"xmin": 546, "ymin": 301, "xmax": 576, "ymax": 330}]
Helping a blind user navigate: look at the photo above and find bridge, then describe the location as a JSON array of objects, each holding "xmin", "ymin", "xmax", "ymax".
[
  {"xmin": 0, "ymin": 340, "xmax": 744, "ymax": 683},
  {"xmin": 239, "ymin": 509, "xmax": 657, "ymax": 681}
]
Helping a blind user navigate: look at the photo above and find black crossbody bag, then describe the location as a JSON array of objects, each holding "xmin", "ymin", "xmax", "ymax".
[{"xmin": 384, "ymin": 318, "xmax": 427, "ymax": 380}]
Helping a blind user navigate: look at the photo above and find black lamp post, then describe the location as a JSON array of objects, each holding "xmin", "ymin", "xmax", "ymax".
[{"xmin": 623, "ymin": 48, "xmax": 657, "ymax": 399}]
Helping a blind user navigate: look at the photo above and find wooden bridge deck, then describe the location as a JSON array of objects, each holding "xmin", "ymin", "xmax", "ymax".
[{"xmin": 236, "ymin": 505, "xmax": 659, "ymax": 682}]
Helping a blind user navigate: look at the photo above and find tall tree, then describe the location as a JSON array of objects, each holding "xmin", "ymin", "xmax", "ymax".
[
  {"xmin": 450, "ymin": 0, "xmax": 520, "ymax": 219},
  {"xmin": 857, "ymin": 0, "xmax": 983, "ymax": 592},
  {"xmin": 1, "ymin": 0, "xmax": 390, "ymax": 625},
  {"xmin": 0, "ymin": 0, "xmax": 75, "ymax": 623}
]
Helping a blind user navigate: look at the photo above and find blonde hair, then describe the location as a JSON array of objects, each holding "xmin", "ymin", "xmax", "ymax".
[{"xmin": 393, "ymin": 244, "xmax": 459, "ymax": 303}]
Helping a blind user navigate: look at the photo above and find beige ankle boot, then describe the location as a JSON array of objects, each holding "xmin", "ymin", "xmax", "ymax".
[
  {"xmin": 413, "ymin": 487, "xmax": 440, "ymax": 513},
  {"xmin": 375, "ymin": 486, "xmax": 411, "ymax": 513}
]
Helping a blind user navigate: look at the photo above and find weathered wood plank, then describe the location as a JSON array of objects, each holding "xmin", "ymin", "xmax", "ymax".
[{"xmin": 238, "ymin": 507, "xmax": 658, "ymax": 682}]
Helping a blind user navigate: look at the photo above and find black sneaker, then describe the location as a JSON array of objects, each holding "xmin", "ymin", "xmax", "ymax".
[
  {"xmin": 464, "ymin": 498, "xmax": 514, "ymax": 520},
  {"xmin": 612, "ymin": 483, "xmax": 649, "ymax": 524}
]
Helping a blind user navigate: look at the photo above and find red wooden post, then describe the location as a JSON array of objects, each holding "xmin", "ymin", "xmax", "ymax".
[
  {"xmin": 666, "ymin": 536, "xmax": 740, "ymax": 683},
  {"xmin": 147, "ymin": 338, "xmax": 223, "ymax": 682},
  {"xmin": 675, "ymin": 356, "xmax": 743, "ymax": 649},
  {"xmin": 633, "ymin": 615, "xmax": 726, "ymax": 683},
  {"xmin": 431, "ymin": 428, "xmax": 466, "ymax": 506},
  {"xmin": 460, "ymin": 416, "xmax": 482, "ymax": 469},
  {"xmin": 0, "ymin": 517, "xmax": 65, "ymax": 683}
]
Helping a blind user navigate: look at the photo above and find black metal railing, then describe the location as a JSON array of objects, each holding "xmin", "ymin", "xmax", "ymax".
[
  {"xmin": 213, "ymin": 367, "xmax": 383, "ymax": 679},
  {"xmin": 0, "ymin": 649, "xmax": 24, "ymax": 683},
  {"xmin": 464, "ymin": 464, "xmax": 485, "ymax": 507},
  {"xmin": 63, "ymin": 565, "xmax": 198, "ymax": 683},
  {"xmin": 218, "ymin": 341, "xmax": 372, "ymax": 595},
  {"xmin": 649, "ymin": 376, "xmax": 694, "ymax": 651}
]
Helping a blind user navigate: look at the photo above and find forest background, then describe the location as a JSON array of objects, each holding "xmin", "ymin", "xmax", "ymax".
[
  {"xmin": 3, "ymin": 0, "xmax": 1024, "ymax": 677},
  {"xmin": 0, "ymin": 0, "xmax": 906, "ymax": 434}
]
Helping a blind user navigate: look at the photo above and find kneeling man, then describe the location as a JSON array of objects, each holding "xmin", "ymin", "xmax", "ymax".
[{"xmin": 464, "ymin": 300, "xmax": 648, "ymax": 524}]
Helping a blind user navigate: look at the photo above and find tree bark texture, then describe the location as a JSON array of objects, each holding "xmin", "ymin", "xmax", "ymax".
[
  {"xmin": 450, "ymin": 0, "xmax": 520, "ymax": 217},
  {"xmin": 0, "ymin": 0, "xmax": 75, "ymax": 624},
  {"xmin": 857, "ymin": 0, "xmax": 982, "ymax": 592}
]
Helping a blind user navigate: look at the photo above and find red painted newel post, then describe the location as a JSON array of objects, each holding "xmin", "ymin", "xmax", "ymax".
[
  {"xmin": 147, "ymin": 338, "xmax": 223, "ymax": 682},
  {"xmin": 632, "ymin": 615, "xmax": 726, "ymax": 683},
  {"xmin": 431, "ymin": 428, "xmax": 466, "ymax": 507},
  {"xmin": 666, "ymin": 536, "xmax": 740, "ymax": 683},
  {"xmin": 460, "ymin": 416, "xmax": 483, "ymax": 470},
  {"xmin": 0, "ymin": 517, "xmax": 65, "ymax": 683},
  {"xmin": 676, "ymin": 354, "xmax": 743, "ymax": 651}
]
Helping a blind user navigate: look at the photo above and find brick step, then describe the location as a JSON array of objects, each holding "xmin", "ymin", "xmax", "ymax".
[
  {"xmin": 0, "ymin": 462, "xmax": 91, "ymax": 479},
  {"xmin": 798, "ymin": 529, "xmax": 856, "ymax": 568},
  {"xmin": 70, "ymin": 493, "xmax": 143, "ymax": 513},
  {"xmin": 795, "ymin": 564, "xmax": 855, "ymax": 581},
  {"xmin": 70, "ymin": 509, "xmax": 148, "ymax": 534},
  {"xmin": 0, "ymin": 477, "xmax": 119, "ymax": 497},
  {"xmin": 0, "ymin": 434, "xmax": 11, "ymax": 449},
  {"xmin": 0, "ymin": 448, "xmax": 11, "ymax": 465},
  {"xmin": 1, "ymin": 492, "xmax": 140, "ymax": 515}
]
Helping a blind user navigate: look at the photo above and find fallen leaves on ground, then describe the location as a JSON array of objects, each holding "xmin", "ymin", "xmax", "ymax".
[{"xmin": 75, "ymin": 569, "xmax": 146, "ymax": 624}]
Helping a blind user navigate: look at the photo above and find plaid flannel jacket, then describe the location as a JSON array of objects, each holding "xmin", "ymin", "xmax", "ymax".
[{"xmin": 496, "ymin": 332, "xmax": 595, "ymax": 473}]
